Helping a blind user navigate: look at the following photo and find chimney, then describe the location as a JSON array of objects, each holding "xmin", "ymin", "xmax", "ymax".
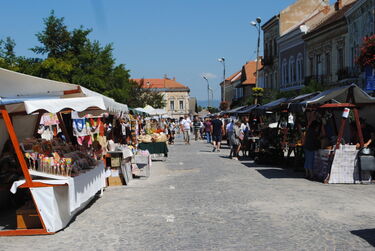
[{"xmin": 334, "ymin": 0, "xmax": 342, "ymax": 11}]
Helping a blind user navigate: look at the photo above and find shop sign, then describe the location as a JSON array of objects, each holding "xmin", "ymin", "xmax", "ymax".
[{"xmin": 342, "ymin": 108, "xmax": 350, "ymax": 118}]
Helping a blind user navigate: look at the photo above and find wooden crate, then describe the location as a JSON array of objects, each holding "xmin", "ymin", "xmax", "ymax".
[
  {"xmin": 107, "ymin": 174, "xmax": 125, "ymax": 186},
  {"xmin": 16, "ymin": 206, "xmax": 42, "ymax": 229}
]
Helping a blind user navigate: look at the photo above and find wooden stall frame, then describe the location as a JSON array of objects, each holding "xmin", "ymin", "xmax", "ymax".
[{"xmin": 0, "ymin": 107, "xmax": 65, "ymax": 236}]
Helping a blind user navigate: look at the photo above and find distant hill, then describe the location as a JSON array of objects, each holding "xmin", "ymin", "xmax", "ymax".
[{"xmin": 197, "ymin": 100, "xmax": 220, "ymax": 108}]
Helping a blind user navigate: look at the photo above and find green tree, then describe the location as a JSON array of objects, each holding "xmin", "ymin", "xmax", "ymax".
[
  {"xmin": 0, "ymin": 37, "xmax": 17, "ymax": 69},
  {"xmin": 31, "ymin": 10, "xmax": 71, "ymax": 58},
  {"xmin": 0, "ymin": 11, "xmax": 164, "ymax": 109}
]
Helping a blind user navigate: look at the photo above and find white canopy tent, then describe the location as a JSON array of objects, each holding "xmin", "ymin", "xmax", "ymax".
[
  {"xmin": 143, "ymin": 105, "xmax": 167, "ymax": 116},
  {"xmin": 0, "ymin": 68, "xmax": 127, "ymax": 235},
  {"xmin": 79, "ymin": 87, "xmax": 128, "ymax": 114},
  {"xmin": 0, "ymin": 67, "xmax": 128, "ymax": 115},
  {"xmin": 0, "ymin": 67, "xmax": 79, "ymax": 97}
]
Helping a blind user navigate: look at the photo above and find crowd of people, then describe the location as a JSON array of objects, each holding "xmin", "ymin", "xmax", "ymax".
[{"xmin": 159, "ymin": 114, "xmax": 256, "ymax": 161}]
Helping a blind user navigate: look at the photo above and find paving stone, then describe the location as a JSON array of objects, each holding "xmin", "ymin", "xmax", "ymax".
[{"xmin": 1, "ymin": 139, "xmax": 375, "ymax": 250}]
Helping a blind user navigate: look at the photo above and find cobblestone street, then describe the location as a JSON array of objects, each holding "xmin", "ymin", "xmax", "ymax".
[{"xmin": 1, "ymin": 139, "xmax": 375, "ymax": 250}]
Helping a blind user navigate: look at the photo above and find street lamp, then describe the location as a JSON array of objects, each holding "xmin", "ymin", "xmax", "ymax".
[
  {"xmin": 203, "ymin": 76, "xmax": 210, "ymax": 108},
  {"xmin": 218, "ymin": 57, "xmax": 226, "ymax": 104},
  {"xmin": 250, "ymin": 17, "xmax": 262, "ymax": 88}
]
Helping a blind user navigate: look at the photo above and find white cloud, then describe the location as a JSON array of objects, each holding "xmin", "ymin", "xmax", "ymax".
[{"xmin": 201, "ymin": 72, "xmax": 217, "ymax": 79}]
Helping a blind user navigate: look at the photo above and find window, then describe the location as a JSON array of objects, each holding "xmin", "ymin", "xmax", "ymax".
[
  {"xmin": 289, "ymin": 56, "xmax": 295, "ymax": 84},
  {"xmin": 274, "ymin": 39, "xmax": 277, "ymax": 56},
  {"xmin": 236, "ymin": 87, "xmax": 243, "ymax": 99},
  {"xmin": 316, "ymin": 54, "xmax": 322, "ymax": 76},
  {"xmin": 282, "ymin": 59, "xmax": 288, "ymax": 87},
  {"xmin": 269, "ymin": 42, "xmax": 273, "ymax": 57},
  {"xmin": 274, "ymin": 72, "xmax": 277, "ymax": 89},
  {"xmin": 296, "ymin": 53, "xmax": 303, "ymax": 83},
  {"xmin": 337, "ymin": 48, "xmax": 344, "ymax": 70},
  {"xmin": 169, "ymin": 100, "xmax": 174, "ymax": 111},
  {"xmin": 179, "ymin": 100, "xmax": 184, "ymax": 110},
  {"xmin": 325, "ymin": 52, "xmax": 331, "ymax": 75},
  {"xmin": 309, "ymin": 57, "xmax": 314, "ymax": 76}
]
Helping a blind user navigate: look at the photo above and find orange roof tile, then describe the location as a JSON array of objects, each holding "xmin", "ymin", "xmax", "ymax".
[
  {"xmin": 132, "ymin": 78, "xmax": 190, "ymax": 91},
  {"xmin": 242, "ymin": 60, "xmax": 261, "ymax": 85}
]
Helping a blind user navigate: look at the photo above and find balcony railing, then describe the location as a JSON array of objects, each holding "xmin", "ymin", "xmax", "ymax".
[
  {"xmin": 304, "ymin": 75, "xmax": 333, "ymax": 85},
  {"xmin": 337, "ymin": 67, "xmax": 361, "ymax": 81}
]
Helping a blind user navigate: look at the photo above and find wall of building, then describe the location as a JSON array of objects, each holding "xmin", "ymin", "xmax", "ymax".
[
  {"xmin": 163, "ymin": 91, "xmax": 190, "ymax": 119},
  {"xmin": 279, "ymin": 0, "xmax": 329, "ymax": 36},
  {"xmin": 279, "ymin": 29, "xmax": 305, "ymax": 91},
  {"xmin": 346, "ymin": 0, "xmax": 375, "ymax": 88},
  {"xmin": 305, "ymin": 20, "xmax": 349, "ymax": 86},
  {"xmin": 262, "ymin": 18, "xmax": 280, "ymax": 90}
]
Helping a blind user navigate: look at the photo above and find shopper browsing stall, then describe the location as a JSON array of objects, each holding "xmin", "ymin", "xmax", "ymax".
[
  {"xmin": 193, "ymin": 116, "xmax": 201, "ymax": 141},
  {"xmin": 303, "ymin": 120, "xmax": 321, "ymax": 179}
]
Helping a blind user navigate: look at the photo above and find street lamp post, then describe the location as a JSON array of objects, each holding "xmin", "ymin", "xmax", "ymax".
[
  {"xmin": 218, "ymin": 57, "xmax": 226, "ymax": 105},
  {"xmin": 203, "ymin": 76, "xmax": 210, "ymax": 108},
  {"xmin": 250, "ymin": 17, "xmax": 262, "ymax": 88}
]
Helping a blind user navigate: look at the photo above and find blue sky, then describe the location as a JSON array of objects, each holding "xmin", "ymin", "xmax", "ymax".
[{"xmin": 1, "ymin": 0, "xmax": 321, "ymax": 104}]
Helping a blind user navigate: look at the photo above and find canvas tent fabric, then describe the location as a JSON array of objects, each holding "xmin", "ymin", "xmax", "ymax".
[
  {"xmin": 24, "ymin": 97, "xmax": 106, "ymax": 114},
  {"xmin": 224, "ymin": 106, "xmax": 247, "ymax": 114},
  {"xmin": 79, "ymin": 87, "xmax": 128, "ymax": 114},
  {"xmin": 0, "ymin": 67, "xmax": 78, "ymax": 97},
  {"xmin": 254, "ymin": 98, "xmax": 288, "ymax": 114},
  {"xmin": 0, "ymin": 68, "xmax": 128, "ymax": 114},
  {"xmin": 10, "ymin": 163, "xmax": 106, "ymax": 233},
  {"xmin": 237, "ymin": 104, "xmax": 258, "ymax": 114},
  {"xmin": 143, "ymin": 105, "xmax": 167, "ymax": 116},
  {"xmin": 300, "ymin": 84, "xmax": 375, "ymax": 107},
  {"xmin": 0, "ymin": 96, "xmax": 106, "ymax": 114}
]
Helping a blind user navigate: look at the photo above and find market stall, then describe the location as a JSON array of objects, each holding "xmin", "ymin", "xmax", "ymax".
[
  {"xmin": 0, "ymin": 96, "xmax": 107, "ymax": 235},
  {"xmin": 295, "ymin": 84, "xmax": 375, "ymax": 183},
  {"xmin": 0, "ymin": 67, "xmax": 130, "ymax": 235}
]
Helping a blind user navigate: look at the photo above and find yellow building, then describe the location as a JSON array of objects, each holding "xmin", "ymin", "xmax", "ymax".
[{"xmin": 133, "ymin": 77, "xmax": 190, "ymax": 119}]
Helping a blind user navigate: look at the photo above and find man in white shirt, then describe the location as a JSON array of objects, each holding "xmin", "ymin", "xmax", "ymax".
[{"xmin": 180, "ymin": 115, "xmax": 192, "ymax": 144}]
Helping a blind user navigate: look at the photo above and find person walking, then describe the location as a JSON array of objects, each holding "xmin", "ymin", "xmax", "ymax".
[
  {"xmin": 226, "ymin": 119, "xmax": 234, "ymax": 158},
  {"xmin": 180, "ymin": 115, "xmax": 192, "ymax": 144},
  {"xmin": 193, "ymin": 116, "xmax": 201, "ymax": 141},
  {"xmin": 211, "ymin": 115, "xmax": 224, "ymax": 152},
  {"xmin": 203, "ymin": 117, "xmax": 212, "ymax": 144},
  {"xmin": 231, "ymin": 120, "xmax": 242, "ymax": 160}
]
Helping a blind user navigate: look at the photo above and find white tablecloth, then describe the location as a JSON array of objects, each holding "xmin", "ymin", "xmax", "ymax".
[{"xmin": 10, "ymin": 162, "xmax": 106, "ymax": 233}]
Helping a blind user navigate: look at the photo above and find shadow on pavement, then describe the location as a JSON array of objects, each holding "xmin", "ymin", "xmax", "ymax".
[
  {"xmin": 255, "ymin": 168, "xmax": 304, "ymax": 179},
  {"xmin": 351, "ymin": 229, "xmax": 375, "ymax": 247}
]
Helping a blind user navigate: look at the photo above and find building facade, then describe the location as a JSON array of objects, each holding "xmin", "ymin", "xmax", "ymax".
[
  {"xmin": 261, "ymin": 0, "xmax": 330, "ymax": 92},
  {"xmin": 304, "ymin": 1, "xmax": 357, "ymax": 88},
  {"xmin": 261, "ymin": 15, "xmax": 280, "ymax": 90},
  {"xmin": 133, "ymin": 78, "xmax": 190, "ymax": 119},
  {"xmin": 345, "ymin": 0, "xmax": 375, "ymax": 90}
]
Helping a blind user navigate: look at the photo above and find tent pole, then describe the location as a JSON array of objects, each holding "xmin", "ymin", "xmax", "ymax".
[
  {"xmin": 0, "ymin": 108, "xmax": 32, "ymax": 186},
  {"xmin": 335, "ymin": 114, "xmax": 347, "ymax": 150},
  {"xmin": 353, "ymin": 108, "xmax": 364, "ymax": 147}
]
